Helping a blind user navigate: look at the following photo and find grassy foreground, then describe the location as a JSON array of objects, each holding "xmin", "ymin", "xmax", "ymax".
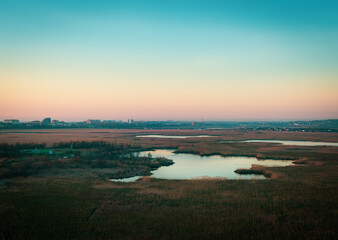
[{"xmin": 0, "ymin": 163, "xmax": 337, "ymax": 240}]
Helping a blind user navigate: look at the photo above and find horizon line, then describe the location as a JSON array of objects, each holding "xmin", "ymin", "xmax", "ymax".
[{"xmin": 1, "ymin": 118, "xmax": 337, "ymax": 122}]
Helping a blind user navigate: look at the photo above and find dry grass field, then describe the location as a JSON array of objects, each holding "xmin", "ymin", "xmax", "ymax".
[
  {"xmin": 1, "ymin": 128, "xmax": 338, "ymax": 144},
  {"xmin": 1, "ymin": 129, "xmax": 337, "ymax": 164},
  {"xmin": 0, "ymin": 129, "xmax": 337, "ymax": 239}
]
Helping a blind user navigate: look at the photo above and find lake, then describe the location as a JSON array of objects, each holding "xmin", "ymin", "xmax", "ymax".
[
  {"xmin": 135, "ymin": 135, "xmax": 214, "ymax": 139},
  {"xmin": 111, "ymin": 149, "xmax": 293, "ymax": 182}
]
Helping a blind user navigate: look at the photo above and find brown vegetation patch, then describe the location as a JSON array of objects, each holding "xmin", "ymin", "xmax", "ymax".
[
  {"xmin": 217, "ymin": 190, "xmax": 239, "ymax": 199},
  {"xmin": 251, "ymin": 165, "xmax": 287, "ymax": 179},
  {"xmin": 292, "ymin": 158, "xmax": 308, "ymax": 165},
  {"xmin": 128, "ymin": 178, "xmax": 230, "ymax": 199},
  {"xmin": 307, "ymin": 161, "xmax": 325, "ymax": 166},
  {"xmin": 137, "ymin": 187, "xmax": 167, "ymax": 195},
  {"xmin": 139, "ymin": 176, "xmax": 152, "ymax": 182},
  {"xmin": 95, "ymin": 200, "xmax": 152, "ymax": 215},
  {"xmin": 92, "ymin": 182, "xmax": 126, "ymax": 189},
  {"xmin": 265, "ymin": 171, "xmax": 287, "ymax": 179}
]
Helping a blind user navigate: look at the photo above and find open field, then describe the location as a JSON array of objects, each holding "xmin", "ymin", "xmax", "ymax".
[
  {"xmin": 0, "ymin": 129, "xmax": 337, "ymax": 239},
  {"xmin": 1, "ymin": 128, "xmax": 338, "ymax": 143}
]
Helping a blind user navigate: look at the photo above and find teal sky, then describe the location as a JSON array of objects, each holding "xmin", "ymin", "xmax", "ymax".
[{"xmin": 0, "ymin": 0, "xmax": 337, "ymax": 121}]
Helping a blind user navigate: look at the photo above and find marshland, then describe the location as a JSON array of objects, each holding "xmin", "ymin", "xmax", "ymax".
[{"xmin": 0, "ymin": 128, "xmax": 337, "ymax": 239}]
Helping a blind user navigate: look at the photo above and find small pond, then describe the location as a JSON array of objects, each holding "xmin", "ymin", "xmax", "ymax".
[{"xmin": 111, "ymin": 149, "xmax": 293, "ymax": 182}]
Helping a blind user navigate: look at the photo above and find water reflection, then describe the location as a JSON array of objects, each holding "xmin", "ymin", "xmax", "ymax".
[
  {"xmin": 110, "ymin": 176, "xmax": 142, "ymax": 182},
  {"xmin": 143, "ymin": 150, "xmax": 292, "ymax": 180},
  {"xmin": 111, "ymin": 149, "xmax": 294, "ymax": 182},
  {"xmin": 241, "ymin": 140, "xmax": 338, "ymax": 146}
]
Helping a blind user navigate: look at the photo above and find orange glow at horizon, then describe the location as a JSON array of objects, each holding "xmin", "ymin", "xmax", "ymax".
[{"xmin": 1, "ymin": 68, "xmax": 337, "ymax": 121}]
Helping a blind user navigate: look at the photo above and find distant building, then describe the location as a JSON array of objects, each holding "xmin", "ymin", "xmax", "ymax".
[
  {"xmin": 42, "ymin": 118, "xmax": 51, "ymax": 125},
  {"xmin": 31, "ymin": 120, "xmax": 41, "ymax": 125},
  {"xmin": 102, "ymin": 120, "xmax": 116, "ymax": 123},
  {"xmin": 128, "ymin": 119, "xmax": 134, "ymax": 124},
  {"xmin": 4, "ymin": 119, "xmax": 20, "ymax": 124},
  {"xmin": 52, "ymin": 120, "xmax": 59, "ymax": 124},
  {"xmin": 86, "ymin": 119, "xmax": 101, "ymax": 125}
]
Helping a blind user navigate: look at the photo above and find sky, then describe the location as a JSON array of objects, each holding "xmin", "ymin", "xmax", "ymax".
[{"xmin": 0, "ymin": 0, "xmax": 337, "ymax": 121}]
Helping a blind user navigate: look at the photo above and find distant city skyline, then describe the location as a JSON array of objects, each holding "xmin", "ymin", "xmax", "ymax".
[
  {"xmin": 1, "ymin": 116, "xmax": 337, "ymax": 122},
  {"xmin": 1, "ymin": 0, "xmax": 337, "ymax": 120}
]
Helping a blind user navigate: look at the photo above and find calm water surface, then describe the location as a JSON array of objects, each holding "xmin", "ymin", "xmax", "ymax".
[
  {"xmin": 241, "ymin": 140, "xmax": 338, "ymax": 146},
  {"xmin": 111, "ymin": 149, "xmax": 293, "ymax": 182},
  {"xmin": 110, "ymin": 176, "xmax": 142, "ymax": 182}
]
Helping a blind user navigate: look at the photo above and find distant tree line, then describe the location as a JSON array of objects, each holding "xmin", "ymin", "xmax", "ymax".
[
  {"xmin": 0, "ymin": 143, "xmax": 46, "ymax": 157},
  {"xmin": 53, "ymin": 141, "xmax": 137, "ymax": 150}
]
